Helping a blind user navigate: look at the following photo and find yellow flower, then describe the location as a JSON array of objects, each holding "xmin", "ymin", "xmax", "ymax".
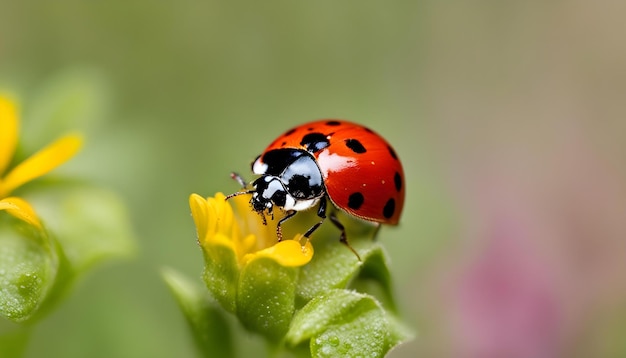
[
  {"xmin": 189, "ymin": 192, "xmax": 313, "ymax": 267},
  {"xmin": 0, "ymin": 95, "xmax": 82, "ymax": 228},
  {"xmin": 189, "ymin": 192, "xmax": 315, "ymax": 340}
]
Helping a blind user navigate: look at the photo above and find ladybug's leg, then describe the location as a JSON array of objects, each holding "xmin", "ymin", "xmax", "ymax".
[
  {"xmin": 329, "ymin": 213, "xmax": 362, "ymax": 261},
  {"xmin": 303, "ymin": 198, "xmax": 328, "ymax": 238},
  {"xmin": 276, "ymin": 210, "xmax": 297, "ymax": 241}
]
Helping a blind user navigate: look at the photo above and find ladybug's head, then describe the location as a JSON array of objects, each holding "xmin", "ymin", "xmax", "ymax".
[
  {"xmin": 228, "ymin": 148, "xmax": 327, "ymax": 222},
  {"xmin": 249, "ymin": 175, "xmax": 287, "ymax": 217}
]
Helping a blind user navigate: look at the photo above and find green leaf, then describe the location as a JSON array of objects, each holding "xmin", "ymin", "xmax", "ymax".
[
  {"xmin": 27, "ymin": 184, "xmax": 136, "ymax": 273},
  {"xmin": 237, "ymin": 257, "xmax": 299, "ymax": 342},
  {"xmin": 287, "ymin": 289, "xmax": 376, "ymax": 343},
  {"xmin": 348, "ymin": 246, "xmax": 397, "ymax": 312},
  {"xmin": 296, "ymin": 237, "xmax": 396, "ymax": 310},
  {"xmin": 286, "ymin": 289, "xmax": 412, "ymax": 358},
  {"xmin": 201, "ymin": 242, "xmax": 240, "ymax": 313},
  {"xmin": 162, "ymin": 268, "xmax": 234, "ymax": 358},
  {"xmin": 0, "ymin": 216, "xmax": 57, "ymax": 322},
  {"xmin": 0, "ymin": 184, "xmax": 134, "ymax": 324}
]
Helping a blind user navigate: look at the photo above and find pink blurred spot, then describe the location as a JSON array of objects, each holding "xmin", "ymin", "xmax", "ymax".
[{"xmin": 450, "ymin": 218, "xmax": 564, "ymax": 358}]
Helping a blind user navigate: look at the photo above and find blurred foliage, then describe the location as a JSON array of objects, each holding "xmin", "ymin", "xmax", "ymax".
[
  {"xmin": 0, "ymin": 75, "xmax": 135, "ymax": 357},
  {"xmin": 162, "ymin": 268, "xmax": 234, "ymax": 358}
]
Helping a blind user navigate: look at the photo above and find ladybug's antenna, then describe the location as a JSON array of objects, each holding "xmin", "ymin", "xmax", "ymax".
[
  {"xmin": 225, "ymin": 190, "xmax": 254, "ymax": 200},
  {"xmin": 225, "ymin": 172, "xmax": 254, "ymax": 201}
]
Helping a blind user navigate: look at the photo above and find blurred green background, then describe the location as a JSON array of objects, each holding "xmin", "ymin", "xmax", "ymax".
[{"xmin": 2, "ymin": 1, "xmax": 625, "ymax": 357}]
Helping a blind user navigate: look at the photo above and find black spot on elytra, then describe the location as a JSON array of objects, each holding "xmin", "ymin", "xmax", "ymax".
[
  {"xmin": 326, "ymin": 120, "xmax": 341, "ymax": 126},
  {"xmin": 284, "ymin": 128, "xmax": 296, "ymax": 136},
  {"xmin": 363, "ymin": 126, "xmax": 374, "ymax": 133},
  {"xmin": 307, "ymin": 127, "xmax": 314, "ymax": 131},
  {"xmin": 345, "ymin": 139, "xmax": 367, "ymax": 154},
  {"xmin": 387, "ymin": 145, "xmax": 398, "ymax": 160},
  {"xmin": 394, "ymin": 172, "xmax": 402, "ymax": 192},
  {"xmin": 281, "ymin": 141, "xmax": 287, "ymax": 146},
  {"xmin": 383, "ymin": 198, "xmax": 395, "ymax": 219},
  {"xmin": 347, "ymin": 192, "xmax": 364, "ymax": 210},
  {"xmin": 300, "ymin": 132, "xmax": 330, "ymax": 153}
]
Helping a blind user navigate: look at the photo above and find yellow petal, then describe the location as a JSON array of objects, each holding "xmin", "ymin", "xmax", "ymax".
[
  {"xmin": 0, "ymin": 95, "xmax": 19, "ymax": 175},
  {"xmin": 0, "ymin": 196, "xmax": 42, "ymax": 229},
  {"xmin": 190, "ymin": 192, "xmax": 237, "ymax": 245},
  {"xmin": 243, "ymin": 236, "xmax": 314, "ymax": 267},
  {"xmin": 1, "ymin": 133, "xmax": 83, "ymax": 195},
  {"xmin": 207, "ymin": 193, "xmax": 234, "ymax": 237},
  {"xmin": 189, "ymin": 193, "xmax": 209, "ymax": 241}
]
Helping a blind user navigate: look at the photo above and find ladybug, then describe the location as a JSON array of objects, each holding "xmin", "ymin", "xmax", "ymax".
[{"xmin": 227, "ymin": 119, "xmax": 405, "ymax": 259}]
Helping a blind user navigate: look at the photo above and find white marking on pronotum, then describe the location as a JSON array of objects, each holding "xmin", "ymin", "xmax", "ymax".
[
  {"xmin": 316, "ymin": 151, "xmax": 357, "ymax": 179},
  {"xmin": 252, "ymin": 158, "xmax": 269, "ymax": 174}
]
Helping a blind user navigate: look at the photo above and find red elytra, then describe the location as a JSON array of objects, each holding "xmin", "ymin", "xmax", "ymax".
[{"xmin": 262, "ymin": 119, "xmax": 405, "ymax": 224}]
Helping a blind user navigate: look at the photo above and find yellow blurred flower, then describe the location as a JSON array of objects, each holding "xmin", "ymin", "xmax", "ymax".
[
  {"xmin": 189, "ymin": 192, "xmax": 314, "ymax": 267},
  {"xmin": 0, "ymin": 95, "xmax": 82, "ymax": 228}
]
